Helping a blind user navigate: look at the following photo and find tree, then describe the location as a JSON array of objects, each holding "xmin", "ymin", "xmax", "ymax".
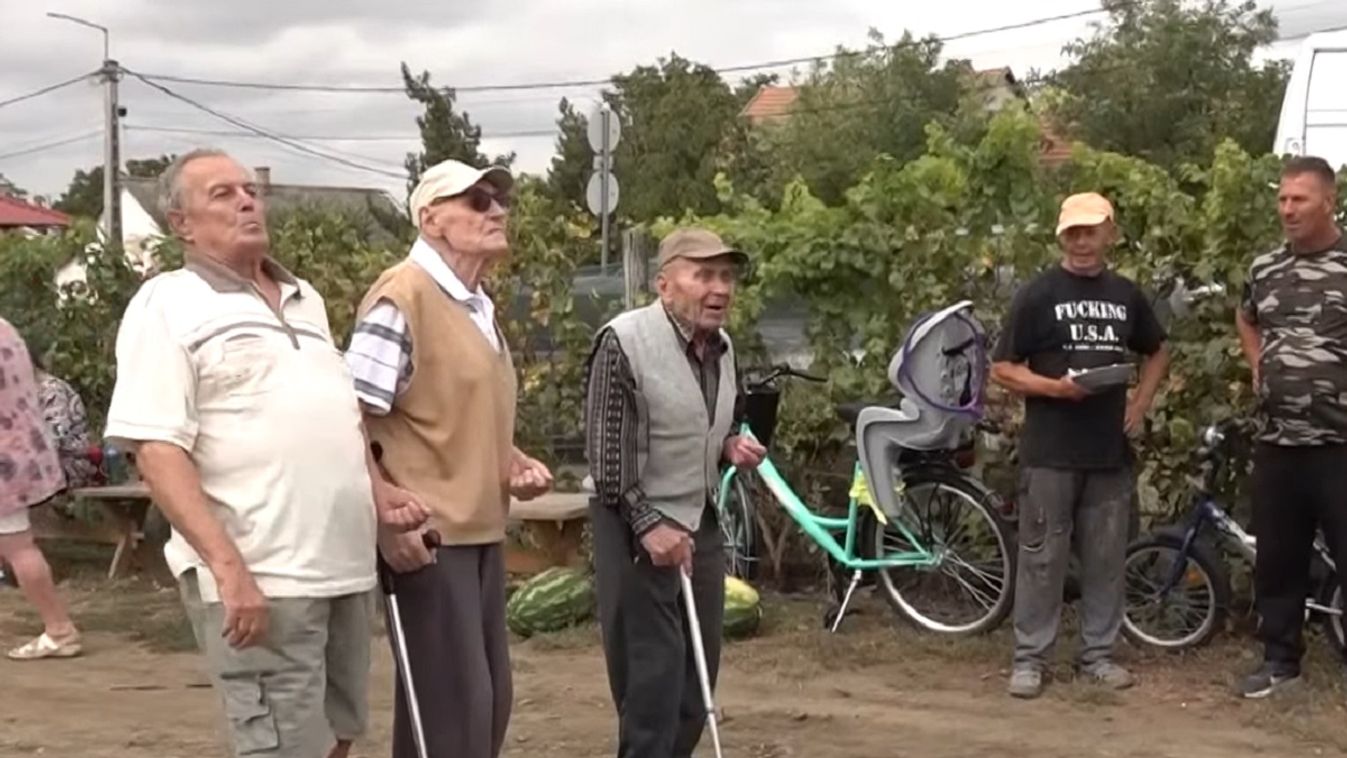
[
  {"xmin": 401, "ymin": 63, "xmax": 512, "ymax": 199},
  {"xmin": 545, "ymin": 97, "xmax": 591, "ymax": 212},
  {"xmin": 54, "ymin": 155, "xmax": 176, "ymax": 219},
  {"xmin": 127, "ymin": 155, "xmax": 174, "ymax": 177},
  {"xmin": 754, "ymin": 31, "xmax": 976, "ymax": 205},
  {"xmin": 604, "ymin": 53, "xmax": 744, "ymax": 223},
  {"xmin": 0, "ymin": 173, "xmax": 26, "ymax": 199},
  {"xmin": 1047, "ymin": 0, "xmax": 1290, "ymax": 170},
  {"xmin": 54, "ymin": 168, "xmax": 102, "ymax": 219}
]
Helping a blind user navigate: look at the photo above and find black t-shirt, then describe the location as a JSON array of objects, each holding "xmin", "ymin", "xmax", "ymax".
[{"xmin": 993, "ymin": 266, "xmax": 1167, "ymax": 469}]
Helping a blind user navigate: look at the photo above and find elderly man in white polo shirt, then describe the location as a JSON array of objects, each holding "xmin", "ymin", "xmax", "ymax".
[
  {"xmin": 106, "ymin": 148, "xmax": 428, "ymax": 758},
  {"xmin": 346, "ymin": 158, "xmax": 552, "ymax": 758}
]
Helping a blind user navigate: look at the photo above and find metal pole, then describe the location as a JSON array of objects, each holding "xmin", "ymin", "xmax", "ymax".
[
  {"xmin": 600, "ymin": 105, "xmax": 611, "ymax": 276},
  {"xmin": 103, "ymin": 59, "xmax": 123, "ymax": 249},
  {"xmin": 680, "ymin": 569, "xmax": 724, "ymax": 758},
  {"xmin": 46, "ymin": 12, "xmax": 109, "ymax": 60},
  {"xmin": 47, "ymin": 14, "xmax": 119, "ymax": 246}
]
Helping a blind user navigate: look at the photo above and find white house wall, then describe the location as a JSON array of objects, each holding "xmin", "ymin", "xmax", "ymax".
[{"xmin": 65, "ymin": 187, "xmax": 166, "ymax": 288}]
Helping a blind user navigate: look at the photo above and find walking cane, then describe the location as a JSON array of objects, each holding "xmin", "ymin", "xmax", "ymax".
[
  {"xmin": 379, "ymin": 529, "xmax": 440, "ymax": 758},
  {"xmin": 680, "ymin": 568, "xmax": 725, "ymax": 758}
]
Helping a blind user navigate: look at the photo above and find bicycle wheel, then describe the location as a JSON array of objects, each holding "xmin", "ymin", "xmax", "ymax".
[
  {"xmin": 870, "ymin": 471, "xmax": 1016, "ymax": 635},
  {"xmin": 1122, "ymin": 533, "xmax": 1230, "ymax": 650},
  {"xmin": 721, "ymin": 475, "xmax": 758, "ymax": 580}
]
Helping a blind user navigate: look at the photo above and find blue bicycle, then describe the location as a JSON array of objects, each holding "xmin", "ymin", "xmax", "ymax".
[{"xmin": 1121, "ymin": 419, "xmax": 1345, "ymax": 651}]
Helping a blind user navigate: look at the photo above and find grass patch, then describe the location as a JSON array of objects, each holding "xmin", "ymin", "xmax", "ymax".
[{"xmin": 515, "ymin": 620, "xmax": 601, "ymax": 651}]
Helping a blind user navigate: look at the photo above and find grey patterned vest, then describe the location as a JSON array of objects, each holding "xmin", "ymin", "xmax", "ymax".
[{"xmin": 606, "ymin": 303, "xmax": 736, "ymax": 531}]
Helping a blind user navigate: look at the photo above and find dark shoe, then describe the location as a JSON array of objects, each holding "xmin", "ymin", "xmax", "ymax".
[{"xmin": 1238, "ymin": 663, "xmax": 1301, "ymax": 699}]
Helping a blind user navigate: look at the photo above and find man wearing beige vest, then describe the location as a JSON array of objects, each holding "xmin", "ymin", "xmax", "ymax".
[
  {"xmin": 584, "ymin": 228, "xmax": 766, "ymax": 758},
  {"xmin": 346, "ymin": 158, "xmax": 552, "ymax": 758}
]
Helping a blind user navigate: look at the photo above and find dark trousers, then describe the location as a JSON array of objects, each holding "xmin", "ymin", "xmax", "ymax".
[
  {"xmin": 1252, "ymin": 443, "xmax": 1347, "ymax": 670},
  {"xmin": 384, "ymin": 543, "xmax": 512, "ymax": 758},
  {"xmin": 591, "ymin": 502, "xmax": 725, "ymax": 758}
]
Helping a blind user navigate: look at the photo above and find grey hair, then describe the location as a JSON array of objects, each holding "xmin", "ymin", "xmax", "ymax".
[{"xmin": 157, "ymin": 147, "xmax": 232, "ymax": 215}]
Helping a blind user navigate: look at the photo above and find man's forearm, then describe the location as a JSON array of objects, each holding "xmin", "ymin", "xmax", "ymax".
[
  {"xmin": 1132, "ymin": 343, "xmax": 1171, "ymax": 408},
  {"xmin": 359, "ymin": 421, "xmax": 392, "ymax": 491},
  {"xmin": 584, "ymin": 330, "xmax": 661, "ymax": 535},
  {"xmin": 1235, "ymin": 311, "xmax": 1261, "ymax": 372},
  {"xmin": 511, "ymin": 446, "xmax": 531, "ymax": 466},
  {"xmin": 135, "ymin": 441, "xmax": 246, "ymax": 575},
  {"xmin": 991, "ymin": 362, "xmax": 1067, "ymax": 399}
]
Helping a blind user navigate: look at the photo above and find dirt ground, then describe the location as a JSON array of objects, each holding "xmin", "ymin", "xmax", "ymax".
[{"xmin": 3, "ymin": 550, "xmax": 1347, "ymax": 758}]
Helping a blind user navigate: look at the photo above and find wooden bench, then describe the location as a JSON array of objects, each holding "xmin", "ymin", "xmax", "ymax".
[
  {"xmin": 33, "ymin": 482, "xmax": 591, "ymax": 579},
  {"xmin": 505, "ymin": 492, "xmax": 590, "ymax": 575},
  {"xmin": 31, "ymin": 482, "xmax": 157, "ymax": 580}
]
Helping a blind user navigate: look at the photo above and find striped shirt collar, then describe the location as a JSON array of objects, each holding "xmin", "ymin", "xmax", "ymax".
[{"xmin": 410, "ymin": 237, "xmax": 494, "ymax": 312}]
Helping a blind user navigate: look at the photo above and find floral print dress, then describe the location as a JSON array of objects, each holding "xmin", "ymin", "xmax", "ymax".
[{"xmin": 0, "ymin": 318, "xmax": 64, "ymax": 516}]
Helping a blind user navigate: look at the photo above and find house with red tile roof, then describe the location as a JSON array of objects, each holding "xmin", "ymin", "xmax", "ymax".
[
  {"xmin": 740, "ymin": 67, "xmax": 1075, "ymax": 167},
  {"xmin": 0, "ymin": 194, "xmax": 70, "ymax": 234}
]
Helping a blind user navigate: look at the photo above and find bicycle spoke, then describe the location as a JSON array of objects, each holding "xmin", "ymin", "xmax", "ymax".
[{"xmin": 943, "ymin": 552, "xmax": 1006, "ymax": 588}]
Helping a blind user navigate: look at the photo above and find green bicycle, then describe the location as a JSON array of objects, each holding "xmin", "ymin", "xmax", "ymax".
[{"xmin": 717, "ymin": 301, "xmax": 1016, "ymax": 635}]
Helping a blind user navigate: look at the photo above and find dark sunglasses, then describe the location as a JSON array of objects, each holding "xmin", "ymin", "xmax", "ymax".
[{"xmin": 437, "ymin": 186, "xmax": 510, "ymax": 213}]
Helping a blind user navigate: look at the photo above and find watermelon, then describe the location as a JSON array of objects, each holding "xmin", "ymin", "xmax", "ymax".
[
  {"xmin": 506, "ymin": 566, "xmax": 595, "ymax": 637},
  {"xmin": 723, "ymin": 575, "xmax": 762, "ymax": 639}
]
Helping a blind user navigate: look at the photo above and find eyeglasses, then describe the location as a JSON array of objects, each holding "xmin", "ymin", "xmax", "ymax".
[
  {"xmin": 450, "ymin": 186, "xmax": 510, "ymax": 213},
  {"xmin": 430, "ymin": 185, "xmax": 510, "ymax": 213}
]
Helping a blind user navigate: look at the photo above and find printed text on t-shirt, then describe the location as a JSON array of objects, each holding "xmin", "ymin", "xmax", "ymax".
[{"xmin": 1054, "ymin": 299, "xmax": 1127, "ymax": 352}]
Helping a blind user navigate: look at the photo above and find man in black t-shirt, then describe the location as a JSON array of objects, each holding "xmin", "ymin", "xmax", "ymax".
[{"xmin": 992, "ymin": 192, "xmax": 1170, "ymax": 699}]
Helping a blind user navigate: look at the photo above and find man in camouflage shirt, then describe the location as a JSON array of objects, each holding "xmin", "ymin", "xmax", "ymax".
[{"xmin": 1235, "ymin": 155, "xmax": 1347, "ymax": 698}]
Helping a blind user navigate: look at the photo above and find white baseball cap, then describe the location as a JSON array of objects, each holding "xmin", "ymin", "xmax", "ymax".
[{"xmin": 408, "ymin": 159, "xmax": 513, "ymax": 230}]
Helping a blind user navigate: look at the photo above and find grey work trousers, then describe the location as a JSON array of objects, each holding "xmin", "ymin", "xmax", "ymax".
[{"xmin": 1012, "ymin": 466, "xmax": 1133, "ymax": 670}]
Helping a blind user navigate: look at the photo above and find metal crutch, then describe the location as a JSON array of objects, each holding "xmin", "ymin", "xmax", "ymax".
[
  {"xmin": 378, "ymin": 529, "xmax": 440, "ymax": 758},
  {"xmin": 680, "ymin": 568, "xmax": 725, "ymax": 758}
]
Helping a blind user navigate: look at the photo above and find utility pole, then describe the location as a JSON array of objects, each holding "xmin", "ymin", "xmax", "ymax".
[
  {"xmin": 102, "ymin": 58, "xmax": 123, "ymax": 248},
  {"xmin": 47, "ymin": 12, "xmax": 121, "ymax": 247}
]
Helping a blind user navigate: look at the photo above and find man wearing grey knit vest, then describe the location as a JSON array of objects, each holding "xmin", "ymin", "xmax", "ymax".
[{"xmin": 583, "ymin": 227, "xmax": 767, "ymax": 758}]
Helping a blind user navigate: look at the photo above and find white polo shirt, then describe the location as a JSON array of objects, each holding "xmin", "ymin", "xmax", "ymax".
[{"xmin": 105, "ymin": 254, "xmax": 377, "ymax": 603}]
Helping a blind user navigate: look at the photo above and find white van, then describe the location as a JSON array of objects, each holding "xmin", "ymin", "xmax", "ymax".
[{"xmin": 1274, "ymin": 29, "xmax": 1347, "ymax": 170}]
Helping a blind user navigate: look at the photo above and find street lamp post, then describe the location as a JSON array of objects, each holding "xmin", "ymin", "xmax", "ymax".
[
  {"xmin": 46, "ymin": 12, "xmax": 121, "ymax": 247},
  {"xmin": 46, "ymin": 12, "xmax": 108, "ymax": 60}
]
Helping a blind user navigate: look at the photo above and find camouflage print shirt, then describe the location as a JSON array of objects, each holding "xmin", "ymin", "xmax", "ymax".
[{"xmin": 1240, "ymin": 230, "xmax": 1347, "ymax": 446}]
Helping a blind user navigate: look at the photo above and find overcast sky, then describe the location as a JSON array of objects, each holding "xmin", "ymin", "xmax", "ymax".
[{"xmin": 1, "ymin": 0, "xmax": 1343, "ymax": 202}]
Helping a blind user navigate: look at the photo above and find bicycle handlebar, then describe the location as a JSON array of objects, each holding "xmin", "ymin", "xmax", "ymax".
[{"xmin": 744, "ymin": 364, "xmax": 826, "ymax": 391}]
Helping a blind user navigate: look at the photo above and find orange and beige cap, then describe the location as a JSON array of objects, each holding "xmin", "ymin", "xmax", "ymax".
[{"xmin": 1056, "ymin": 192, "xmax": 1115, "ymax": 236}]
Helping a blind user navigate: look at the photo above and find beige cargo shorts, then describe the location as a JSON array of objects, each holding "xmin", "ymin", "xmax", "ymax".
[{"xmin": 179, "ymin": 570, "xmax": 373, "ymax": 758}]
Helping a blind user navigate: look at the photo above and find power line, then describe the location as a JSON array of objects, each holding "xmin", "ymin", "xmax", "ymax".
[
  {"xmin": 125, "ymin": 124, "xmax": 559, "ymax": 141},
  {"xmin": 123, "ymin": 18, "xmax": 1336, "ymax": 157},
  {"xmin": 125, "ymin": 71, "xmax": 407, "ymax": 180},
  {"xmin": 127, "ymin": 4, "xmax": 1136, "ymax": 96},
  {"xmin": 127, "ymin": 125, "xmax": 419, "ymax": 141},
  {"xmin": 0, "ymin": 72, "xmax": 97, "ymax": 111},
  {"xmin": 0, "ymin": 130, "xmax": 101, "ymax": 161}
]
